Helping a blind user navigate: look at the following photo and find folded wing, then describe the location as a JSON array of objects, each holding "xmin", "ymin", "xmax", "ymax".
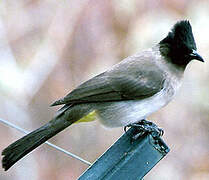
[{"xmin": 51, "ymin": 54, "xmax": 165, "ymax": 106}]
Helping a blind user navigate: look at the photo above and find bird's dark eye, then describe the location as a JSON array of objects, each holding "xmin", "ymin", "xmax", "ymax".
[
  {"xmin": 181, "ymin": 46, "xmax": 192, "ymax": 55},
  {"xmin": 187, "ymin": 49, "xmax": 193, "ymax": 54}
]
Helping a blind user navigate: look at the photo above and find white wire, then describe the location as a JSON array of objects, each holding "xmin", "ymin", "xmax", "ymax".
[{"xmin": 0, "ymin": 118, "xmax": 92, "ymax": 166}]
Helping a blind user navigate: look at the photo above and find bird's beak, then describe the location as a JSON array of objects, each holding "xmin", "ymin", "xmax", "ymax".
[{"xmin": 190, "ymin": 50, "xmax": 204, "ymax": 62}]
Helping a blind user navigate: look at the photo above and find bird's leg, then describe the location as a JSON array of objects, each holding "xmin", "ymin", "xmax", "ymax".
[
  {"xmin": 124, "ymin": 126, "xmax": 128, "ymax": 133},
  {"xmin": 125, "ymin": 119, "xmax": 164, "ymax": 140}
]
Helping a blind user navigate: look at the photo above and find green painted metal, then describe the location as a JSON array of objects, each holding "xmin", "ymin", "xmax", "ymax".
[{"xmin": 78, "ymin": 127, "xmax": 170, "ymax": 180}]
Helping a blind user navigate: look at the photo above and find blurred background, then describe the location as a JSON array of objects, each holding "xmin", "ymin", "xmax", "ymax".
[{"xmin": 0, "ymin": 0, "xmax": 209, "ymax": 179}]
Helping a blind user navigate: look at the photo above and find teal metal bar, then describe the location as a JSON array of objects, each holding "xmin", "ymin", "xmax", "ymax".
[{"xmin": 78, "ymin": 127, "xmax": 170, "ymax": 180}]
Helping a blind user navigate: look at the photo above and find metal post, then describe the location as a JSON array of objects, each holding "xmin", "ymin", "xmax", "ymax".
[{"xmin": 78, "ymin": 127, "xmax": 170, "ymax": 180}]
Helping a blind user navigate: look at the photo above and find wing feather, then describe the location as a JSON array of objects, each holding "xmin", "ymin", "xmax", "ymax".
[{"xmin": 51, "ymin": 53, "xmax": 165, "ymax": 106}]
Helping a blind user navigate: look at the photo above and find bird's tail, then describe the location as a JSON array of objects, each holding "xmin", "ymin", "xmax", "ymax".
[
  {"xmin": 2, "ymin": 104, "xmax": 91, "ymax": 171},
  {"xmin": 1, "ymin": 115, "xmax": 73, "ymax": 171}
]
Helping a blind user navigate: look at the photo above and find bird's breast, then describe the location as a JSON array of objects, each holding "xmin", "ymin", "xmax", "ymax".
[{"xmin": 95, "ymin": 77, "xmax": 181, "ymax": 127}]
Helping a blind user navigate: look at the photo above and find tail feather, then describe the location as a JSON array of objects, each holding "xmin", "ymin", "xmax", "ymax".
[{"xmin": 2, "ymin": 115, "xmax": 73, "ymax": 171}]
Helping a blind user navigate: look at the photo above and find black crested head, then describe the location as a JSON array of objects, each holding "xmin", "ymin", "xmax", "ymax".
[{"xmin": 159, "ymin": 20, "xmax": 204, "ymax": 67}]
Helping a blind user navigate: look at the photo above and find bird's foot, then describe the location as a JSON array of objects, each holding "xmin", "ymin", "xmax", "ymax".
[{"xmin": 124, "ymin": 119, "xmax": 164, "ymax": 140}]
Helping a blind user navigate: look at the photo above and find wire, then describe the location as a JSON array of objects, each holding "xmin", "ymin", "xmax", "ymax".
[{"xmin": 0, "ymin": 118, "xmax": 92, "ymax": 166}]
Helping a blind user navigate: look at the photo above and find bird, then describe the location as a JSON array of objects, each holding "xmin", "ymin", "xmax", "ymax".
[{"xmin": 2, "ymin": 20, "xmax": 204, "ymax": 171}]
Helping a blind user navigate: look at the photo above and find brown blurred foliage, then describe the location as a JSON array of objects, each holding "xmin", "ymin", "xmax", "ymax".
[{"xmin": 0, "ymin": 0, "xmax": 209, "ymax": 180}]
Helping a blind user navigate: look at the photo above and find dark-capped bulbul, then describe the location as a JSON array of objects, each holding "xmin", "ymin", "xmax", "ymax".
[{"xmin": 2, "ymin": 20, "xmax": 204, "ymax": 170}]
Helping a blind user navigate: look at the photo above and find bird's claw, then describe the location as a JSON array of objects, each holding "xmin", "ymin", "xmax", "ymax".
[
  {"xmin": 125, "ymin": 119, "xmax": 164, "ymax": 140},
  {"xmin": 124, "ymin": 125, "xmax": 129, "ymax": 133}
]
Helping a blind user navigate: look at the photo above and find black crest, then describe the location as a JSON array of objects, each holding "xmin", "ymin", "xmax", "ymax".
[{"xmin": 159, "ymin": 20, "xmax": 197, "ymax": 66}]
